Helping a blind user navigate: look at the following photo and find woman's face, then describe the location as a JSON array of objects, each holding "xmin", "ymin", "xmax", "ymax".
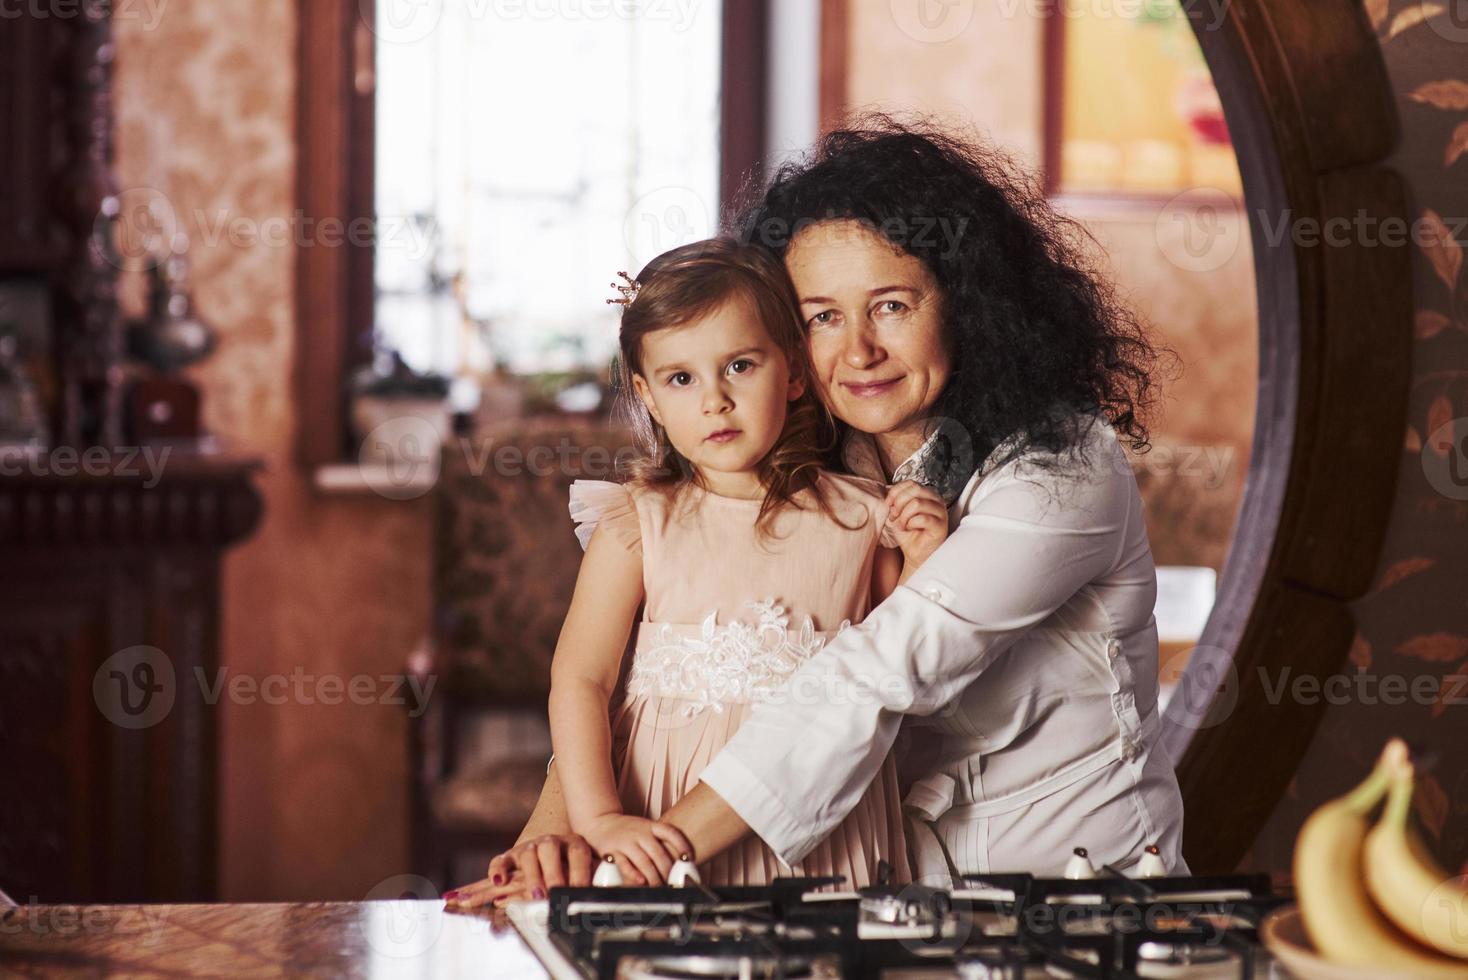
[{"xmin": 786, "ymin": 220, "xmax": 952, "ymax": 439}]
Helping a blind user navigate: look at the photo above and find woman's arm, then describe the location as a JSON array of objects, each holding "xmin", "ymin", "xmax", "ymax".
[
  {"xmin": 656, "ymin": 782, "xmax": 752, "ymax": 861},
  {"xmin": 693, "ymin": 434, "xmax": 1137, "ymax": 866},
  {"xmin": 515, "ymin": 763, "xmax": 573, "ymax": 843},
  {"xmin": 548, "ymin": 524, "xmax": 644, "ymax": 830}
]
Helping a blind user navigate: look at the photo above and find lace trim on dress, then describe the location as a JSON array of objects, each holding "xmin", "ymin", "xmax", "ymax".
[{"xmin": 626, "ymin": 598, "xmax": 851, "ymax": 716}]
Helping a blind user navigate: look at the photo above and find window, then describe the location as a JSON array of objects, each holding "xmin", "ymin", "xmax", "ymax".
[
  {"xmin": 1044, "ymin": 0, "xmax": 1239, "ymax": 198},
  {"xmin": 297, "ymin": 0, "xmax": 766, "ymax": 465},
  {"xmin": 374, "ymin": 1, "xmax": 723, "ymax": 387}
]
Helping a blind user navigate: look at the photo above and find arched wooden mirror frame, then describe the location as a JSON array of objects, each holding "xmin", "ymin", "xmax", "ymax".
[{"xmin": 1161, "ymin": 0, "xmax": 1412, "ymax": 870}]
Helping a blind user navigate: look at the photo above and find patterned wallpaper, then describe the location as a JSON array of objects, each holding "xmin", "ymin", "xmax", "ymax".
[
  {"xmin": 113, "ymin": 1, "xmax": 433, "ymax": 901},
  {"xmin": 1245, "ymin": 3, "xmax": 1468, "ymax": 875}
]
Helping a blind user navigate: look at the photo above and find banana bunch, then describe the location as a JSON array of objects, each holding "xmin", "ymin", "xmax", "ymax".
[{"xmin": 1293, "ymin": 738, "xmax": 1468, "ymax": 975}]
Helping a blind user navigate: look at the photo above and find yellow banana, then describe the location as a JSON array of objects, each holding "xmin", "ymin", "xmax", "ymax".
[
  {"xmin": 1364, "ymin": 755, "xmax": 1468, "ymax": 959},
  {"xmin": 1293, "ymin": 739, "xmax": 1468, "ymax": 975}
]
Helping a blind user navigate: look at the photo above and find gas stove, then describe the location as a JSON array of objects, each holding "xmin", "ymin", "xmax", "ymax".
[{"xmin": 507, "ymin": 869, "xmax": 1294, "ymax": 979}]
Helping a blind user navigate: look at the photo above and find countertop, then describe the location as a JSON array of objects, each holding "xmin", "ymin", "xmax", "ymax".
[{"xmin": 0, "ymin": 901, "xmax": 545, "ymax": 978}]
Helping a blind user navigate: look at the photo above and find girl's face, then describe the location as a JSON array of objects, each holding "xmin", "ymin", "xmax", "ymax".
[
  {"xmin": 786, "ymin": 221, "xmax": 952, "ymax": 439},
  {"xmin": 632, "ymin": 296, "xmax": 806, "ymax": 494}
]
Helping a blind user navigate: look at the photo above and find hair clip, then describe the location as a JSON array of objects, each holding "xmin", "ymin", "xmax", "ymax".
[{"xmin": 606, "ymin": 271, "xmax": 641, "ymax": 306}]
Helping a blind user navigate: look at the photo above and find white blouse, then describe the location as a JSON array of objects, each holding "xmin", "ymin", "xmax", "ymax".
[{"xmin": 698, "ymin": 415, "xmax": 1189, "ymax": 883}]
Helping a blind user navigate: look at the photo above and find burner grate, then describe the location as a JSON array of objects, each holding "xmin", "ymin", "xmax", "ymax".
[{"xmin": 529, "ymin": 872, "xmax": 1289, "ymax": 979}]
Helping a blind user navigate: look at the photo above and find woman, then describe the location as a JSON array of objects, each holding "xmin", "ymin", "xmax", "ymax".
[{"xmin": 446, "ymin": 117, "xmax": 1186, "ymax": 907}]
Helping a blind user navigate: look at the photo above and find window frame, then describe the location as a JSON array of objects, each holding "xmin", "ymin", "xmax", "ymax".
[{"xmin": 295, "ymin": 0, "xmax": 769, "ymax": 467}]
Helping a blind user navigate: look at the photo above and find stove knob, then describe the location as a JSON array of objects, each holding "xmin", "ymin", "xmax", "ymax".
[
  {"xmin": 1064, "ymin": 846, "xmax": 1097, "ymax": 879},
  {"xmin": 668, "ymin": 854, "xmax": 701, "ymax": 887},
  {"xmin": 593, "ymin": 855, "xmax": 624, "ymax": 887},
  {"xmin": 1137, "ymin": 844, "xmax": 1167, "ymax": 878}
]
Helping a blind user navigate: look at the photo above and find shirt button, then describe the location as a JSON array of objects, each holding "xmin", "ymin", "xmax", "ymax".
[
  {"xmin": 923, "ymin": 587, "xmax": 945, "ymax": 603},
  {"xmin": 1121, "ymin": 738, "xmax": 1139, "ymax": 762},
  {"xmin": 1107, "ymin": 638, "xmax": 1123, "ymax": 660}
]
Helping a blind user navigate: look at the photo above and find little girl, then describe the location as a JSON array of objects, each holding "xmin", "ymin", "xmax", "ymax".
[{"xmin": 548, "ymin": 238, "xmax": 948, "ymax": 888}]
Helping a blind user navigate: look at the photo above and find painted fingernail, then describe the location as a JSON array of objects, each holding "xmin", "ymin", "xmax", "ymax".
[
  {"xmin": 442, "ymin": 888, "xmax": 460, "ymax": 899},
  {"xmin": 532, "ymin": 887, "xmax": 545, "ymax": 900},
  {"xmin": 490, "ymin": 873, "xmax": 503, "ymax": 885}
]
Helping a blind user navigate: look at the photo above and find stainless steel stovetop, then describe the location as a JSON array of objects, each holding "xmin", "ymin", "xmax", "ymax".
[{"xmin": 508, "ymin": 870, "xmax": 1296, "ymax": 979}]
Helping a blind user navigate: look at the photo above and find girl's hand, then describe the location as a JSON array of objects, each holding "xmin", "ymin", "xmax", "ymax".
[
  {"xmin": 582, "ymin": 814, "xmax": 692, "ymax": 886},
  {"xmin": 885, "ymin": 480, "xmax": 950, "ymax": 571}
]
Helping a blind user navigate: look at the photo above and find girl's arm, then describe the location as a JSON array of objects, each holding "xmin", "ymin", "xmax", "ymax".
[
  {"xmin": 548, "ymin": 523, "xmax": 645, "ymax": 831},
  {"xmin": 517, "ymin": 762, "xmax": 571, "ymax": 842}
]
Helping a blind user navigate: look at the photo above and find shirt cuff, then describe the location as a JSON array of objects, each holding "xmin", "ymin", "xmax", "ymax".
[{"xmin": 699, "ymin": 750, "xmax": 822, "ymax": 866}]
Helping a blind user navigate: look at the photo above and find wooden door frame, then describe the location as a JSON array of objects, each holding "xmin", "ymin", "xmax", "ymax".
[{"xmin": 1159, "ymin": 0, "xmax": 1411, "ymax": 871}]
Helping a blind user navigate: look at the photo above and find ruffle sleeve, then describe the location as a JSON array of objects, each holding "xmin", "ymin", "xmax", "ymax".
[{"xmin": 568, "ymin": 480, "xmax": 642, "ymax": 555}]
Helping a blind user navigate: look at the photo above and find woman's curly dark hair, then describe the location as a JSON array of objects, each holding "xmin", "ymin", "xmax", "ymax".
[{"xmin": 728, "ymin": 113, "xmax": 1172, "ymax": 479}]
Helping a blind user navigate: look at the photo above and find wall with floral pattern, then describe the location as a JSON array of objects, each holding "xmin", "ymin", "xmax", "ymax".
[{"xmin": 1245, "ymin": 2, "xmax": 1468, "ymax": 874}]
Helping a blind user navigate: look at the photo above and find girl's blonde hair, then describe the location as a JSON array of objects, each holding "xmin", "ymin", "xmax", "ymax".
[{"xmin": 613, "ymin": 238, "xmax": 841, "ymax": 533}]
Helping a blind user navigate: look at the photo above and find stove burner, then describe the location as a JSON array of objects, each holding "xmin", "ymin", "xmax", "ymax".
[
  {"xmin": 1135, "ymin": 939, "xmax": 1245, "ymax": 979},
  {"xmin": 618, "ymin": 952, "xmax": 839, "ymax": 980},
  {"xmin": 519, "ymin": 871, "xmax": 1288, "ymax": 979},
  {"xmin": 632, "ymin": 918, "xmax": 821, "ymax": 943}
]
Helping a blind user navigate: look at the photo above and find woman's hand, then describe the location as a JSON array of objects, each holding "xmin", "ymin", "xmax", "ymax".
[
  {"xmin": 885, "ymin": 481, "xmax": 950, "ymax": 573},
  {"xmin": 582, "ymin": 814, "xmax": 692, "ymax": 886},
  {"xmin": 443, "ymin": 833, "xmax": 596, "ymax": 910}
]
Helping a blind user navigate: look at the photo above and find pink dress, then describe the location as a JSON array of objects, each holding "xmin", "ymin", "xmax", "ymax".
[{"xmin": 569, "ymin": 472, "xmax": 910, "ymax": 888}]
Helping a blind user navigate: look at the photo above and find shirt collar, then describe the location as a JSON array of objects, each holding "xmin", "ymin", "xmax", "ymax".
[{"xmin": 842, "ymin": 421, "xmax": 976, "ymax": 506}]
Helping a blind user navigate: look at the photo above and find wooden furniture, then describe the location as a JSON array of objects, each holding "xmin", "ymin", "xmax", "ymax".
[
  {"xmin": 0, "ymin": 10, "xmax": 264, "ymax": 902},
  {"xmin": 0, "ymin": 456, "xmax": 263, "ymax": 903},
  {"xmin": 410, "ymin": 416, "xmax": 636, "ymax": 889}
]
